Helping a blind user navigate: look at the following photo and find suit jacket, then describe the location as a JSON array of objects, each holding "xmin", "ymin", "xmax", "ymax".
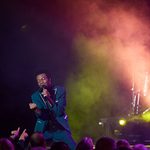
[{"xmin": 31, "ymin": 85, "xmax": 71, "ymax": 133}]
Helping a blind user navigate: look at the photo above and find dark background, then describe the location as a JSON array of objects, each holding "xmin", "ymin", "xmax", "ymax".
[{"xmin": 1, "ymin": 0, "xmax": 77, "ymax": 137}]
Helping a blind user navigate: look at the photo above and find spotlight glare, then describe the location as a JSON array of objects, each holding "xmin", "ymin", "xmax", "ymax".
[
  {"xmin": 119, "ymin": 118, "xmax": 127, "ymax": 126},
  {"xmin": 98, "ymin": 122, "xmax": 103, "ymax": 125},
  {"xmin": 142, "ymin": 111, "xmax": 150, "ymax": 122}
]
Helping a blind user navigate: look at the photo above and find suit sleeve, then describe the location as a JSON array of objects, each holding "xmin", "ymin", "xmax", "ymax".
[{"xmin": 31, "ymin": 93, "xmax": 50, "ymax": 120}]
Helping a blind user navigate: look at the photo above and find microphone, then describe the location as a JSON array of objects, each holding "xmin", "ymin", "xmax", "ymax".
[{"xmin": 40, "ymin": 86, "xmax": 53, "ymax": 105}]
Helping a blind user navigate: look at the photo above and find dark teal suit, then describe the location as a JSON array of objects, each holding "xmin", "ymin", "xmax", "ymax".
[{"xmin": 31, "ymin": 86, "xmax": 76, "ymax": 150}]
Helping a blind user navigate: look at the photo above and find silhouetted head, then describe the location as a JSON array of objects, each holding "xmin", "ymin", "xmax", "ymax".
[
  {"xmin": 95, "ymin": 137, "xmax": 116, "ymax": 150},
  {"xmin": 133, "ymin": 144, "xmax": 148, "ymax": 150},
  {"xmin": 76, "ymin": 137, "xmax": 94, "ymax": 150},
  {"xmin": 0, "ymin": 138, "xmax": 14, "ymax": 150},
  {"xmin": 29, "ymin": 132, "xmax": 46, "ymax": 148},
  {"xmin": 116, "ymin": 139, "xmax": 130, "ymax": 149}
]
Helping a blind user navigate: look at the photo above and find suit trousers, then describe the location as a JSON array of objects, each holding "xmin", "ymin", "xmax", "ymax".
[{"xmin": 44, "ymin": 129, "xmax": 76, "ymax": 150}]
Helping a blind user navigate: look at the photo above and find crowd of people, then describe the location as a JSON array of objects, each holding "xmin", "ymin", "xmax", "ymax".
[{"xmin": 0, "ymin": 129, "xmax": 149, "ymax": 150}]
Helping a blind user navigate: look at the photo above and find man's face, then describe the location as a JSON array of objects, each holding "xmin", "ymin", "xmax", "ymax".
[{"xmin": 36, "ymin": 73, "xmax": 51, "ymax": 88}]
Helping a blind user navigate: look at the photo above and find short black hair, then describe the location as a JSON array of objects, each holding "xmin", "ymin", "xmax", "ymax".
[
  {"xmin": 95, "ymin": 137, "xmax": 116, "ymax": 150},
  {"xmin": 29, "ymin": 132, "xmax": 46, "ymax": 148},
  {"xmin": 34, "ymin": 69, "xmax": 49, "ymax": 77}
]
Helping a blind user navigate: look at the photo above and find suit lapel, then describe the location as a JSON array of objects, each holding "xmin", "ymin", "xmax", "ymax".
[
  {"xmin": 54, "ymin": 87, "xmax": 59, "ymax": 103},
  {"xmin": 38, "ymin": 92, "xmax": 48, "ymax": 108}
]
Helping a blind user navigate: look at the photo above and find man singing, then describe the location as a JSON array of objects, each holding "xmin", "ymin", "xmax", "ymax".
[{"xmin": 29, "ymin": 73, "xmax": 76, "ymax": 150}]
